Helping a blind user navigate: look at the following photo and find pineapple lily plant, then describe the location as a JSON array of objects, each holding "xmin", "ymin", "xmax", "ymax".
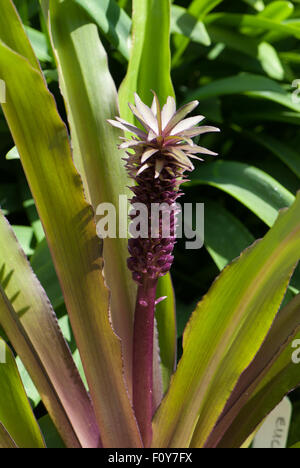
[{"xmin": 1, "ymin": 0, "xmax": 300, "ymax": 449}]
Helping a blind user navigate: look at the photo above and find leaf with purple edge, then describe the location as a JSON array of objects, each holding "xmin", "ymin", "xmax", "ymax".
[
  {"xmin": 0, "ymin": 423, "xmax": 18, "ymax": 449},
  {"xmin": 0, "ymin": 210, "xmax": 99, "ymax": 448},
  {"xmin": 152, "ymin": 193, "xmax": 300, "ymax": 447},
  {"xmin": 207, "ymin": 293, "xmax": 300, "ymax": 448},
  {"xmin": 44, "ymin": 0, "xmax": 139, "ymax": 402}
]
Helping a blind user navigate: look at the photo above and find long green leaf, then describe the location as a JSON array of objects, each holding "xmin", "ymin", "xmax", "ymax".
[
  {"xmin": 0, "ymin": 1, "xmax": 39, "ymax": 70},
  {"xmin": 209, "ymin": 293, "xmax": 300, "ymax": 448},
  {"xmin": 0, "ymin": 211, "xmax": 99, "ymax": 448},
  {"xmin": 0, "ymin": 337, "xmax": 45, "ymax": 448},
  {"xmin": 258, "ymin": 1, "xmax": 294, "ymax": 22},
  {"xmin": 152, "ymin": 192, "xmax": 300, "ymax": 447},
  {"xmin": 188, "ymin": 161, "xmax": 295, "ymax": 227},
  {"xmin": 16, "ymin": 356, "xmax": 41, "ymax": 408},
  {"xmin": 186, "ymin": 73, "xmax": 300, "ymax": 113},
  {"xmin": 119, "ymin": 0, "xmax": 174, "ymax": 121},
  {"xmin": 0, "ymin": 1, "xmax": 141, "ymax": 447},
  {"xmin": 45, "ymin": 0, "xmax": 136, "ymax": 393}
]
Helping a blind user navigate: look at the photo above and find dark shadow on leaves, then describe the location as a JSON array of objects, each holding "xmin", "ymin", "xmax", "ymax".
[{"xmin": 0, "ymin": 263, "xmax": 31, "ymax": 318}]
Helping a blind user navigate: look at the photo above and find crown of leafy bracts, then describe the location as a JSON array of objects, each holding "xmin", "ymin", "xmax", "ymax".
[{"xmin": 108, "ymin": 92, "xmax": 220, "ymax": 180}]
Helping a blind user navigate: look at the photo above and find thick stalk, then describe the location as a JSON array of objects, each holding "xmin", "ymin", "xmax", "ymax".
[{"xmin": 133, "ymin": 278, "xmax": 158, "ymax": 447}]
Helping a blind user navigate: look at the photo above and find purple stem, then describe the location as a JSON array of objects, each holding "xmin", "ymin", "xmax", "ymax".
[{"xmin": 132, "ymin": 277, "xmax": 158, "ymax": 447}]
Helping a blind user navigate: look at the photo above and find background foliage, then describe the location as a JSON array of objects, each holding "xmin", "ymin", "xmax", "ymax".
[{"xmin": 1, "ymin": 0, "xmax": 300, "ymax": 446}]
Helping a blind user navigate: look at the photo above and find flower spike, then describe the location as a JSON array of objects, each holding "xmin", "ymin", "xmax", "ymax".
[{"xmin": 108, "ymin": 94, "xmax": 219, "ymax": 447}]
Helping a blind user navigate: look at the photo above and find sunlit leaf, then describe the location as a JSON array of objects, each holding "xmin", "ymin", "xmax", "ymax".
[
  {"xmin": 152, "ymin": 193, "xmax": 300, "ymax": 447},
  {"xmin": 209, "ymin": 293, "xmax": 300, "ymax": 448},
  {"xmin": 16, "ymin": 356, "xmax": 41, "ymax": 408},
  {"xmin": 12, "ymin": 225, "xmax": 34, "ymax": 256},
  {"xmin": 171, "ymin": 6, "xmax": 211, "ymax": 47},
  {"xmin": 0, "ymin": 336, "xmax": 45, "ymax": 448},
  {"xmin": 258, "ymin": 1, "xmax": 294, "ymax": 22},
  {"xmin": 119, "ymin": 0, "xmax": 174, "ymax": 121},
  {"xmin": 25, "ymin": 26, "xmax": 52, "ymax": 62},
  {"xmin": 73, "ymin": 0, "xmax": 131, "ymax": 59}
]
